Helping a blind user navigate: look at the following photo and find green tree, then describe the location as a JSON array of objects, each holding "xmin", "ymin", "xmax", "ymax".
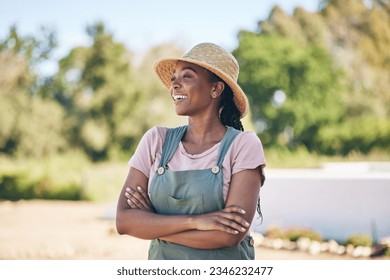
[
  {"xmin": 320, "ymin": 0, "xmax": 390, "ymax": 154},
  {"xmin": 135, "ymin": 43, "xmax": 187, "ymax": 128},
  {"xmin": 234, "ymin": 32, "xmax": 345, "ymax": 151},
  {"xmin": 244, "ymin": 1, "xmax": 390, "ymax": 155},
  {"xmin": 0, "ymin": 26, "xmax": 66, "ymax": 157},
  {"xmin": 54, "ymin": 22, "xmax": 144, "ymax": 160}
]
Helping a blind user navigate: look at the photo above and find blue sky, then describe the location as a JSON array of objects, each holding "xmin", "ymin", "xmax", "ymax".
[{"xmin": 1, "ymin": 0, "xmax": 320, "ymax": 65}]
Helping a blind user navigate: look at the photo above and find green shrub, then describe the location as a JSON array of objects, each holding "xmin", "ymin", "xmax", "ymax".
[
  {"xmin": 285, "ymin": 228, "xmax": 322, "ymax": 242},
  {"xmin": 0, "ymin": 173, "xmax": 35, "ymax": 200},
  {"xmin": 0, "ymin": 173, "xmax": 86, "ymax": 201},
  {"xmin": 345, "ymin": 234, "xmax": 373, "ymax": 247},
  {"xmin": 0, "ymin": 152, "xmax": 89, "ymax": 201},
  {"xmin": 383, "ymin": 247, "xmax": 390, "ymax": 257},
  {"xmin": 262, "ymin": 146, "xmax": 390, "ymax": 168},
  {"xmin": 264, "ymin": 226, "xmax": 286, "ymax": 239},
  {"xmin": 0, "ymin": 152, "xmax": 127, "ymax": 202},
  {"xmin": 264, "ymin": 226, "xmax": 322, "ymax": 242},
  {"xmin": 264, "ymin": 146, "xmax": 324, "ymax": 168}
]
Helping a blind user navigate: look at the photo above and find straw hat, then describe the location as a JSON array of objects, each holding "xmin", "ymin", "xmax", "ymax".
[{"xmin": 154, "ymin": 42, "xmax": 249, "ymax": 118}]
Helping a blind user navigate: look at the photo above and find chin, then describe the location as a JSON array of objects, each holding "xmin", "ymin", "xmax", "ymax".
[{"xmin": 175, "ymin": 110, "xmax": 187, "ymax": 116}]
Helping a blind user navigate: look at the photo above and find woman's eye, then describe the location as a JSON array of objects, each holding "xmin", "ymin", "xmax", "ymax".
[{"xmin": 183, "ymin": 74, "xmax": 191, "ymax": 79}]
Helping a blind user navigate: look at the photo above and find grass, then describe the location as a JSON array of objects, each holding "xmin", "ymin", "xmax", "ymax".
[
  {"xmin": 0, "ymin": 152, "xmax": 128, "ymax": 202},
  {"xmin": 265, "ymin": 147, "xmax": 390, "ymax": 168}
]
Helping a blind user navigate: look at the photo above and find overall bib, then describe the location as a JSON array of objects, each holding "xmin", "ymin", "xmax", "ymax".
[{"xmin": 148, "ymin": 125, "xmax": 255, "ymax": 260}]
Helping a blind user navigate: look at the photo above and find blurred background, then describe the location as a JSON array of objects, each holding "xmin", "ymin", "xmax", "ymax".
[{"xmin": 0, "ymin": 0, "xmax": 389, "ymax": 259}]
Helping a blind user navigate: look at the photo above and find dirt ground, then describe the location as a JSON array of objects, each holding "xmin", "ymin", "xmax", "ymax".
[{"xmin": 0, "ymin": 200, "xmax": 367, "ymax": 260}]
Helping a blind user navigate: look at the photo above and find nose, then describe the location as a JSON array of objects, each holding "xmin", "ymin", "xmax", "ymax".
[{"xmin": 170, "ymin": 76, "xmax": 181, "ymax": 91}]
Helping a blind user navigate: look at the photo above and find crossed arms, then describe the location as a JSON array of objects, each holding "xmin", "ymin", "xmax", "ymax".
[{"xmin": 116, "ymin": 166, "xmax": 262, "ymax": 249}]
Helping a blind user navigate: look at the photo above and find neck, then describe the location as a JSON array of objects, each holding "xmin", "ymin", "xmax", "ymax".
[{"xmin": 185, "ymin": 115, "xmax": 226, "ymax": 144}]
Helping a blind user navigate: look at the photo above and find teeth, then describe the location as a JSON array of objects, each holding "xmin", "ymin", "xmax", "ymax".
[{"xmin": 173, "ymin": 95, "xmax": 188, "ymax": 101}]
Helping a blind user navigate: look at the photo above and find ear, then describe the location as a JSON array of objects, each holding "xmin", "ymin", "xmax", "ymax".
[{"xmin": 211, "ymin": 81, "xmax": 224, "ymax": 97}]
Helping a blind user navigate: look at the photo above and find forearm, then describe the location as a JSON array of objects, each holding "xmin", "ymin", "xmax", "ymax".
[
  {"xmin": 158, "ymin": 168, "xmax": 263, "ymax": 249},
  {"xmin": 159, "ymin": 229, "xmax": 247, "ymax": 249},
  {"xmin": 117, "ymin": 167, "xmax": 253, "ymax": 242},
  {"xmin": 116, "ymin": 208, "xmax": 195, "ymax": 240},
  {"xmin": 117, "ymin": 168, "xmax": 198, "ymax": 239}
]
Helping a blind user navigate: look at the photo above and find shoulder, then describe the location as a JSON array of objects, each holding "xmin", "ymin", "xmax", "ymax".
[
  {"xmin": 130, "ymin": 126, "xmax": 169, "ymax": 169},
  {"xmin": 234, "ymin": 130, "xmax": 263, "ymax": 147},
  {"xmin": 141, "ymin": 125, "xmax": 189, "ymax": 148},
  {"xmin": 229, "ymin": 129, "xmax": 266, "ymax": 164},
  {"xmin": 227, "ymin": 129, "xmax": 266, "ymax": 179},
  {"xmin": 143, "ymin": 126, "xmax": 168, "ymax": 141}
]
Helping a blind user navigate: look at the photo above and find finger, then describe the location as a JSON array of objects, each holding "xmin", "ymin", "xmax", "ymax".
[
  {"xmin": 128, "ymin": 194, "xmax": 146, "ymax": 209},
  {"xmin": 212, "ymin": 221, "xmax": 241, "ymax": 235},
  {"xmin": 218, "ymin": 212, "xmax": 250, "ymax": 228},
  {"xmin": 223, "ymin": 205, "xmax": 246, "ymax": 215},
  {"xmin": 126, "ymin": 189, "xmax": 148, "ymax": 209},
  {"xmin": 136, "ymin": 186, "xmax": 153, "ymax": 207},
  {"xmin": 217, "ymin": 217, "xmax": 248, "ymax": 233},
  {"xmin": 126, "ymin": 198, "xmax": 139, "ymax": 209},
  {"xmin": 124, "ymin": 190, "xmax": 133, "ymax": 204},
  {"xmin": 133, "ymin": 188, "xmax": 151, "ymax": 209},
  {"xmin": 125, "ymin": 190, "xmax": 141, "ymax": 208},
  {"xmin": 126, "ymin": 188, "xmax": 149, "ymax": 209}
]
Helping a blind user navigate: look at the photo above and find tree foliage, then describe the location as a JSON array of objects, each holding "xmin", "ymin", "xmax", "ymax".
[
  {"xmin": 235, "ymin": 0, "xmax": 390, "ymax": 155},
  {"xmin": 54, "ymin": 22, "xmax": 146, "ymax": 160},
  {"xmin": 234, "ymin": 33, "xmax": 345, "ymax": 150},
  {"xmin": 0, "ymin": 26, "xmax": 66, "ymax": 157},
  {"xmin": 1, "ymin": 1, "xmax": 389, "ymax": 161}
]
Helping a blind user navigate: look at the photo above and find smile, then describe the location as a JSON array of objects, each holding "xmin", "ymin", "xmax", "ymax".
[{"xmin": 172, "ymin": 95, "xmax": 188, "ymax": 102}]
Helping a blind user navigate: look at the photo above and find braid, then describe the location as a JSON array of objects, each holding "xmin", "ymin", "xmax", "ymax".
[
  {"xmin": 209, "ymin": 72, "xmax": 263, "ymax": 222},
  {"xmin": 209, "ymin": 73, "xmax": 244, "ymax": 131},
  {"xmin": 219, "ymin": 86, "xmax": 244, "ymax": 131}
]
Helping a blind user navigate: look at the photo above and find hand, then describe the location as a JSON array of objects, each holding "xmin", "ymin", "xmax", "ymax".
[
  {"xmin": 124, "ymin": 186, "xmax": 155, "ymax": 212},
  {"xmin": 193, "ymin": 205, "xmax": 250, "ymax": 235}
]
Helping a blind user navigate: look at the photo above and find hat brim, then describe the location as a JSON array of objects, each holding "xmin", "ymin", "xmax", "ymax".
[{"xmin": 154, "ymin": 57, "xmax": 249, "ymax": 118}]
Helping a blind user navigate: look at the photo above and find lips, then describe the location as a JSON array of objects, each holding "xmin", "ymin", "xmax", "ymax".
[{"xmin": 172, "ymin": 94, "xmax": 188, "ymax": 102}]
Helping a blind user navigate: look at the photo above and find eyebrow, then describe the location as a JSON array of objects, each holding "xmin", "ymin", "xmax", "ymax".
[
  {"xmin": 177, "ymin": 66, "xmax": 197, "ymax": 73},
  {"xmin": 171, "ymin": 66, "xmax": 198, "ymax": 80}
]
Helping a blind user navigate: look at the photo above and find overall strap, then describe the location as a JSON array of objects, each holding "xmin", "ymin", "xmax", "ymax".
[
  {"xmin": 216, "ymin": 126, "xmax": 241, "ymax": 166},
  {"xmin": 159, "ymin": 125, "xmax": 187, "ymax": 168}
]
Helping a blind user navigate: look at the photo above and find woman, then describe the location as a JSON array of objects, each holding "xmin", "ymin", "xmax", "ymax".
[{"xmin": 116, "ymin": 43, "xmax": 266, "ymax": 260}]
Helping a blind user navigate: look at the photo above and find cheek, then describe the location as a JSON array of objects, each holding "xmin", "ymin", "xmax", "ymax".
[{"xmin": 189, "ymin": 81, "xmax": 212, "ymax": 95}]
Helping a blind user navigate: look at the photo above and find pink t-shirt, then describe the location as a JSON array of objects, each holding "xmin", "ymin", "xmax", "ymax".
[{"xmin": 129, "ymin": 126, "xmax": 266, "ymax": 201}]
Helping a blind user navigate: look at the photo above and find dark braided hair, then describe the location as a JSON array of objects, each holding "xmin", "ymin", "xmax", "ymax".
[
  {"xmin": 209, "ymin": 73, "xmax": 244, "ymax": 131},
  {"xmin": 219, "ymin": 85, "xmax": 245, "ymax": 132},
  {"xmin": 209, "ymin": 72, "xmax": 263, "ymax": 223}
]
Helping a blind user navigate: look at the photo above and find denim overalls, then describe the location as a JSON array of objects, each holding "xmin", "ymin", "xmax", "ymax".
[{"xmin": 147, "ymin": 125, "xmax": 254, "ymax": 260}]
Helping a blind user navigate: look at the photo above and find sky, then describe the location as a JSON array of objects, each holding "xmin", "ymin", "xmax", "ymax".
[{"xmin": 1, "ymin": 0, "xmax": 320, "ymax": 70}]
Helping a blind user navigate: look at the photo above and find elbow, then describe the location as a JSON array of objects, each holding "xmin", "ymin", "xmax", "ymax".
[
  {"xmin": 115, "ymin": 210, "xmax": 154, "ymax": 239},
  {"xmin": 116, "ymin": 219, "xmax": 125, "ymax": 235},
  {"xmin": 116, "ymin": 224, "xmax": 126, "ymax": 235},
  {"xmin": 115, "ymin": 211, "xmax": 145, "ymax": 237},
  {"xmin": 115, "ymin": 213, "xmax": 129, "ymax": 235}
]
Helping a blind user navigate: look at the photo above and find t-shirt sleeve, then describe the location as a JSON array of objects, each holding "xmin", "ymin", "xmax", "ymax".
[
  {"xmin": 231, "ymin": 131, "xmax": 266, "ymax": 185},
  {"xmin": 128, "ymin": 126, "xmax": 166, "ymax": 178}
]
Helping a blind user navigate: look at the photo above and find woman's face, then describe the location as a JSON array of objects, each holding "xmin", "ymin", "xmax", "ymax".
[{"xmin": 169, "ymin": 61, "xmax": 217, "ymax": 117}]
